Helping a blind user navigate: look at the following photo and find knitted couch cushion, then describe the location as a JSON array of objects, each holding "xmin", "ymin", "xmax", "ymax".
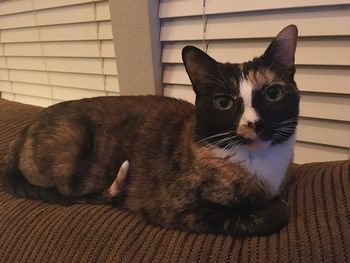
[{"xmin": 0, "ymin": 98, "xmax": 349, "ymax": 262}]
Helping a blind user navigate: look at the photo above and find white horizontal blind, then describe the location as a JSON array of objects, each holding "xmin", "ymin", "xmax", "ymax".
[
  {"xmin": 159, "ymin": 0, "xmax": 350, "ymax": 163},
  {"xmin": 0, "ymin": 0, "xmax": 119, "ymax": 107}
]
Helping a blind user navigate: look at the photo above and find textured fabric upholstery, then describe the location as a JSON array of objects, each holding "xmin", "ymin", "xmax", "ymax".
[{"xmin": 0, "ymin": 98, "xmax": 349, "ymax": 262}]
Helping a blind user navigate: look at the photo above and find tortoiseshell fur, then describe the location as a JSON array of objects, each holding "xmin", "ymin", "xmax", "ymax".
[{"xmin": 1, "ymin": 25, "xmax": 299, "ymax": 236}]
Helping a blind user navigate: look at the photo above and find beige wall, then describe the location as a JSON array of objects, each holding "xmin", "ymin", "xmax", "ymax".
[{"xmin": 109, "ymin": 0, "xmax": 162, "ymax": 95}]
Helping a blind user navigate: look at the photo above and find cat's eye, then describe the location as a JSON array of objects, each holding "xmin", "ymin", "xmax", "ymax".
[
  {"xmin": 213, "ymin": 95, "xmax": 234, "ymax": 111},
  {"xmin": 263, "ymin": 85, "xmax": 284, "ymax": 102}
]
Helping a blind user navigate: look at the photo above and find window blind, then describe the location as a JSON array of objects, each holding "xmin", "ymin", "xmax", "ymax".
[
  {"xmin": 159, "ymin": 0, "xmax": 350, "ymax": 163},
  {"xmin": 0, "ymin": 0, "xmax": 119, "ymax": 107}
]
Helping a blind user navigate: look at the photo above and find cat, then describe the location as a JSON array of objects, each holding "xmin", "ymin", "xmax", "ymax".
[{"xmin": 0, "ymin": 25, "xmax": 299, "ymax": 236}]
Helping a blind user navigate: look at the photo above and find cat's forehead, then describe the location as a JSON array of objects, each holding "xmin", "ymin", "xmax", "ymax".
[
  {"xmin": 218, "ymin": 61, "xmax": 285, "ymax": 91},
  {"xmin": 243, "ymin": 67, "xmax": 281, "ymax": 89},
  {"xmin": 240, "ymin": 62, "xmax": 284, "ymax": 89}
]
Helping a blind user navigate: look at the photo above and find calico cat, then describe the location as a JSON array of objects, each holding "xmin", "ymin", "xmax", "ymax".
[{"xmin": 0, "ymin": 25, "xmax": 299, "ymax": 236}]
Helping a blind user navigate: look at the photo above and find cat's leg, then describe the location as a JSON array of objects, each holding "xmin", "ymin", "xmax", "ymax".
[
  {"xmin": 1, "ymin": 129, "xmax": 76, "ymax": 205},
  {"xmin": 103, "ymin": 160, "xmax": 129, "ymax": 200},
  {"xmin": 224, "ymin": 197, "xmax": 289, "ymax": 236},
  {"xmin": 70, "ymin": 160, "xmax": 130, "ymax": 204},
  {"xmin": 174, "ymin": 197, "xmax": 288, "ymax": 236}
]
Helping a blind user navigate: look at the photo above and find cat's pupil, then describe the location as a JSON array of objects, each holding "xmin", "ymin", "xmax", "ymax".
[
  {"xmin": 213, "ymin": 96, "xmax": 233, "ymax": 110},
  {"xmin": 264, "ymin": 86, "xmax": 284, "ymax": 102},
  {"xmin": 219, "ymin": 98, "xmax": 229, "ymax": 107}
]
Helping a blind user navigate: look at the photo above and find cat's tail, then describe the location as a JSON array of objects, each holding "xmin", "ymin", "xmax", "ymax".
[{"xmin": 0, "ymin": 129, "xmax": 75, "ymax": 205}]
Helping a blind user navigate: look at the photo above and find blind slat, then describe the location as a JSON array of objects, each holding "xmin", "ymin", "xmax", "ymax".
[
  {"xmin": 52, "ymin": 71, "xmax": 115, "ymax": 90},
  {"xmin": 11, "ymin": 81, "xmax": 54, "ymax": 98},
  {"xmin": 0, "ymin": 1, "xmax": 109, "ymax": 30},
  {"xmin": 300, "ymin": 94, "xmax": 350, "ymax": 122},
  {"xmin": 0, "ymin": 80, "xmax": 12, "ymax": 92},
  {"xmin": 1, "ymin": 21, "xmax": 113, "ymax": 43},
  {"xmin": 294, "ymin": 142, "xmax": 349, "ymax": 163},
  {"xmin": 0, "ymin": 0, "xmax": 32, "ymax": 16},
  {"xmin": 1, "ymin": 57, "xmax": 117, "ymax": 75},
  {"xmin": 159, "ymin": 0, "xmax": 350, "ymax": 18},
  {"xmin": 0, "ymin": 69, "xmax": 118, "ymax": 91},
  {"xmin": 1, "ymin": 92, "xmax": 58, "ymax": 107},
  {"xmin": 8, "ymin": 83, "xmax": 107, "ymax": 100},
  {"xmin": 295, "ymin": 67, "xmax": 350, "ymax": 94},
  {"xmin": 52, "ymin": 86, "xmax": 108, "ymax": 101},
  {"xmin": 0, "ymin": 78, "xmax": 119, "ymax": 94},
  {"xmin": 95, "ymin": 1, "xmax": 111, "ymax": 20},
  {"xmin": 33, "ymin": 0, "xmax": 104, "ymax": 11},
  {"xmin": 0, "ymin": 0, "xmax": 104, "ymax": 16},
  {"xmin": 297, "ymin": 118, "xmax": 349, "ymax": 148},
  {"xmin": 163, "ymin": 84, "xmax": 195, "ymax": 103},
  {"xmin": 2, "ymin": 40, "xmax": 115, "ymax": 57},
  {"xmin": 162, "ymin": 39, "xmax": 350, "ymax": 66},
  {"xmin": 161, "ymin": 6, "xmax": 350, "ymax": 41}
]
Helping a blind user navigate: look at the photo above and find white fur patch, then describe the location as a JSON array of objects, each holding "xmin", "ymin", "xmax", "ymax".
[
  {"xmin": 239, "ymin": 77, "xmax": 259, "ymax": 126},
  {"xmin": 213, "ymin": 135, "xmax": 295, "ymax": 196}
]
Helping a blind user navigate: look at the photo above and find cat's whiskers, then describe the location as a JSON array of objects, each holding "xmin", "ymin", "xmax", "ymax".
[
  {"xmin": 273, "ymin": 128, "xmax": 294, "ymax": 134},
  {"xmin": 202, "ymin": 134, "xmax": 241, "ymax": 154},
  {"xmin": 275, "ymin": 131, "xmax": 289, "ymax": 135},
  {"xmin": 274, "ymin": 127, "xmax": 296, "ymax": 133},
  {"xmin": 273, "ymin": 126, "xmax": 296, "ymax": 133},
  {"xmin": 268, "ymin": 118, "xmax": 297, "ymax": 143},
  {"xmin": 226, "ymin": 139, "xmax": 241, "ymax": 151},
  {"xmin": 198, "ymin": 131, "xmax": 234, "ymax": 144},
  {"xmin": 210, "ymin": 136, "xmax": 242, "ymax": 158},
  {"xmin": 204, "ymin": 137, "xmax": 234, "ymax": 150},
  {"xmin": 272, "ymin": 118, "xmax": 298, "ymax": 125},
  {"xmin": 279, "ymin": 118, "xmax": 298, "ymax": 123},
  {"xmin": 222, "ymin": 138, "xmax": 236, "ymax": 151},
  {"xmin": 272, "ymin": 121, "xmax": 297, "ymax": 134},
  {"xmin": 272, "ymin": 130, "xmax": 292, "ymax": 141}
]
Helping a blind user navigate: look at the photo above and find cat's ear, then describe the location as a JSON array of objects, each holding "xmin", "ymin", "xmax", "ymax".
[
  {"xmin": 182, "ymin": 46, "xmax": 218, "ymax": 93},
  {"xmin": 262, "ymin": 25, "xmax": 298, "ymax": 68}
]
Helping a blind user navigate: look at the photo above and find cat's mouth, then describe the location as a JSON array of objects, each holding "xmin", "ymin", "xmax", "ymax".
[
  {"xmin": 239, "ymin": 136, "xmax": 272, "ymax": 151},
  {"xmin": 239, "ymin": 137, "xmax": 254, "ymax": 145}
]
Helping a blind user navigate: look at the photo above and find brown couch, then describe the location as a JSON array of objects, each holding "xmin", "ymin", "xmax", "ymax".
[{"xmin": 0, "ymin": 98, "xmax": 349, "ymax": 262}]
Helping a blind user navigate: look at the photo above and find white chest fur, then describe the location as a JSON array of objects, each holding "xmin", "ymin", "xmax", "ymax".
[{"xmin": 214, "ymin": 135, "xmax": 295, "ymax": 196}]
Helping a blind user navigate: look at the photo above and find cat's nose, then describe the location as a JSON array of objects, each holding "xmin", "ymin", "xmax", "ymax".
[
  {"xmin": 246, "ymin": 121, "xmax": 256, "ymax": 129},
  {"xmin": 237, "ymin": 122, "xmax": 257, "ymax": 140}
]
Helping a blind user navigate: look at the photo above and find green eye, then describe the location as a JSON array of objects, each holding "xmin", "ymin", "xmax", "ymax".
[
  {"xmin": 213, "ymin": 95, "xmax": 234, "ymax": 111},
  {"xmin": 264, "ymin": 85, "xmax": 284, "ymax": 102}
]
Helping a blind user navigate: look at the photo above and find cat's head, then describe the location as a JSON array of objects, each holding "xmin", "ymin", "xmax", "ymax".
[{"xmin": 182, "ymin": 25, "xmax": 299, "ymax": 151}]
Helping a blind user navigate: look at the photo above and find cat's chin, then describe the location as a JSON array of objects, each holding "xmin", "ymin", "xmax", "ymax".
[{"xmin": 241, "ymin": 138, "xmax": 272, "ymax": 152}]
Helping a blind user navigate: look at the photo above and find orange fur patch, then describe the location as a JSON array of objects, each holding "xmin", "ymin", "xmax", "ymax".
[{"xmin": 246, "ymin": 69, "xmax": 283, "ymax": 89}]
